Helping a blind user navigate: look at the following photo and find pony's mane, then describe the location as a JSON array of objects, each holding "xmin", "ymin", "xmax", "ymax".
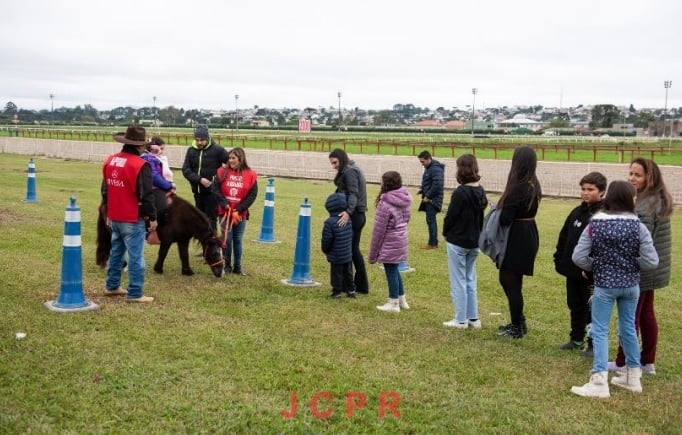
[{"xmin": 170, "ymin": 194, "xmax": 215, "ymax": 241}]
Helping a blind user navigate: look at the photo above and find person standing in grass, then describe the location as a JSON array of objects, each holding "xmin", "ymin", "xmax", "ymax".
[
  {"xmin": 442, "ymin": 154, "xmax": 488, "ymax": 329},
  {"xmin": 101, "ymin": 126, "xmax": 157, "ymax": 303},
  {"xmin": 417, "ymin": 150, "xmax": 445, "ymax": 250},
  {"xmin": 495, "ymin": 146, "xmax": 541, "ymax": 339},
  {"xmin": 570, "ymin": 181, "xmax": 658, "ymax": 398},
  {"xmin": 321, "ymin": 192, "xmax": 355, "ymax": 299},
  {"xmin": 553, "ymin": 171, "xmax": 606, "ymax": 356},
  {"xmin": 329, "ymin": 148, "xmax": 369, "ymax": 294},
  {"xmin": 369, "ymin": 171, "xmax": 412, "ymax": 313},
  {"xmin": 609, "ymin": 158, "xmax": 673, "ymax": 375},
  {"xmin": 213, "ymin": 147, "xmax": 258, "ymax": 276},
  {"xmin": 182, "ymin": 124, "xmax": 229, "ymax": 233}
]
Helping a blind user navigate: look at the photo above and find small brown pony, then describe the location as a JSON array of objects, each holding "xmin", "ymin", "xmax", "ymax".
[{"xmin": 96, "ymin": 193, "xmax": 225, "ymax": 277}]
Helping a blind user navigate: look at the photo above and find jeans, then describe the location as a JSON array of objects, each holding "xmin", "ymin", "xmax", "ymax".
[
  {"xmin": 424, "ymin": 203, "xmax": 439, "ymax": 247},
  {"xmin": 447, "ymin": 242, "xmax": 480, "ymax": 323},
  {"xmin": 615, "ymin": 290, "xmax": 658, "ymax": 366},
  {"xmin": 591, "ymin": 285, "xmax": 640, "ymax": 373},
  {"xmin": 222, "ymin": 219, "xmax": 246, "ymax": 268},
  {"xmin": 383, "ymin": 263, "xmax": 404, "ymax": 299},
  {"xmin": 106, "ymin": 219, "xmax": 146, "ymax": 299}
]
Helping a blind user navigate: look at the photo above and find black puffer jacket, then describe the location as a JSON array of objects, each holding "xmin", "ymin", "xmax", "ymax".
[
  {"xmin": 181, "ymin": 140, "xmax": 229, "ymax": 194},
  {"xmin": 321, "ymin": 193, "xmax": 353, "ymax": 263},
  {"xmin": 420, "ymin": 159, "xmax": 445, "ymax": 211}
]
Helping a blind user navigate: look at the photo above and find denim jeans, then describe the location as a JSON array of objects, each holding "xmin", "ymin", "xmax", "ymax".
[
  {"xmin": 591, "ymin": 285, "xmax": 640, "ymax": 373},
  {"xmin": 446, "ymin": 242, "xmax": 480, "ymax": 323},
  {"xmin": 106, "ymin": 219, "xmax": 146, "ymax": 299},
  {"xmin": 424, "ymin": 203, "xmax": 439, "ymax": 246},
  {"xmin": 383, "ymin": 263, "xmax": 404, "ymax": 299},
  {"xmin": 222, "ymin": 219, "xmax": 246, "ymax": 268}
]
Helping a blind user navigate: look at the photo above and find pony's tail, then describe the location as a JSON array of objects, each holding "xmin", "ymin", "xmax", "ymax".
[{"xmin": 95, "ymin": 204, "xmax": 111, "ymax": 268}]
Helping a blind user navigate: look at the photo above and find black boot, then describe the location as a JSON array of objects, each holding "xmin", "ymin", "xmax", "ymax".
[{"xmin": 232, "ymin": 265, "xmax": 246, "ymax": 276}]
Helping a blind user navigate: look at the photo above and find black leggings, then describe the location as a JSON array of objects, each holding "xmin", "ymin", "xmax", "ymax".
[{"xmin": 499, "ymin": 269, "xmax": 525, "ymax": 326}]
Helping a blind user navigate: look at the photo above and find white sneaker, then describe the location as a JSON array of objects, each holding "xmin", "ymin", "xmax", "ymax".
[
  {"xmin": 376, "ymin": 299, "xmax": 400, "ymax": 313},
  {"xmin": 398, "ymin": 295, "xmax": 410, "ymax": 310},
  {"xmin": 642, "ymin": 363, "xmax": 656, "ymax": 375},
  {"xmin": 571, "ymin": 372, "xmax": 610, "ymax": 398},
  {"xmin": 443, "ymin": 319, "xmax": 468, "ymax": 329},
  {"xmin": 611, "ymin": 367, "xmax": 642, "ymax": 393},
  {"xmin": 468, "ymin": 319, "xmax": 482, "ymax": 329}
]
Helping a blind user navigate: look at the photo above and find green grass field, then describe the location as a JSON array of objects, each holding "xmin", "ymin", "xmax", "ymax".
[{"xmin": 1, "ymin": 153, "xmax": 680, "ymax": 433}]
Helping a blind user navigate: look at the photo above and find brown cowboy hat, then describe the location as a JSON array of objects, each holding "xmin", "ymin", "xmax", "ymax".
[{"xmin": 114, "ymin": 126, "xmax": 148, "ymax": 146}]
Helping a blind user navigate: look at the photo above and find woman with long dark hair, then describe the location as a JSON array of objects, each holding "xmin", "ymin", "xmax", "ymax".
[
  {"xmin": 609, "ymin": 158, "xmax": 673, "ymax": 374},
  {"xmin": 495, "ymin": 146, "xmax": 542, "ymax": 338},
  {"xmin": 328, "ymin": 149, "xmax": 369, "ymax": 294}
]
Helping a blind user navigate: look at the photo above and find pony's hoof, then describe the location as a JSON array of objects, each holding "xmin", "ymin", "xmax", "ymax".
[
  {"xmin": 182, "ymin": 269, "xmax": 195, "ymax": 276},
  {"xmin": 153, "ymin": 266, "xmax": 163, "ymax": 274}
]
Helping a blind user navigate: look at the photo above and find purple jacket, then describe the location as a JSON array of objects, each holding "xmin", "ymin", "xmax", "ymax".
[{"xmin": 369, "ymin": 186, "xmax": 412, "ymax": 264}]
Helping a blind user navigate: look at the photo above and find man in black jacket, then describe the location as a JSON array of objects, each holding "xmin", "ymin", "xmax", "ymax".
[{"xmin": 181, "ymin": 125, "xmax": 229, "ymax": 232}]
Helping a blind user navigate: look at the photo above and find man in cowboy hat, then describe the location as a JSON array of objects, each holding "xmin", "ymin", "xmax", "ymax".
[
  {"xmin": 181, "ymin": 124, "xmax": 229, "ymax": 232},
  {"xmin": 101, "ymin": 126, "xmax": 157, "ymax": 303}
]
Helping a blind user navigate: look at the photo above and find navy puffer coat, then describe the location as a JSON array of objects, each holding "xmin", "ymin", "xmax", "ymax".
[{"xmin": 321, "ymin": 193, "xmax": 353, "ymax": 263}]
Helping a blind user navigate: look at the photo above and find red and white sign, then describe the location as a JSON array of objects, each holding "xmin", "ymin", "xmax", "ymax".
[{"xmin": 298, "ymin": 119, "xmax": 311, "ymax": 133}]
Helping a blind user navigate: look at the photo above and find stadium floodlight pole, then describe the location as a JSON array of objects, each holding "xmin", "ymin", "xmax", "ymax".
[
  {"xmin": 235, "ymin": 94, "xmax": 239, "ymax": 132},
  {"xmin": 338, "ymin": 91, "xmax": 342, "ymax": 132},
  {"xmin": 49, "ymin": 94, "xmax": 54, "ymax": 126},
  {"xmin": 153, "ymin": 96, "xmax": 157, "ymax": 127},
  {"xmin": 471, "ymin": 88, "xmax": 478, "ymax": 137},
  {"xmin": 665, "ymin": 81, "xmax": 672, "ymax": 153}
]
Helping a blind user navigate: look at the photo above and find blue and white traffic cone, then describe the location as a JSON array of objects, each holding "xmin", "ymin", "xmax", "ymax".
[
  {"xmin": 282, "ymin": 197, "xmax": 320, "ymax": 287},
  {"xmin": 44, "ymin": 197, "xmax": 99, "ymax": 312},
  {"xmin": 23, "ymin": 157, "xmax": 37, "ymax": 202},
  {"xmin": 255, "ymin": 177, "xmax": 279, "ymax": 243}
]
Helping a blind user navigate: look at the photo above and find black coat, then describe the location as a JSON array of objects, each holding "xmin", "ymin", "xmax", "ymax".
[
  {"xmin": 500, "ymin": 183, "xmax": 540, "ymax": 276},
  {"xmin": 181, "ymin": 140, "xmax": 229, "ymax": 195},
  {"xmin": 553, "ymin": 201, "xmax": 602, "ymax": 280}
]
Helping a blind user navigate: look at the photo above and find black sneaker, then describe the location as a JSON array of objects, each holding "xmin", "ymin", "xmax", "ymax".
[
  {"xmin": 495, "ymin": 325, "xmax": 524, "ymax": 339},
  {"xmin": 347, "ymin": 291, "xmax": 357, "ymax": 299},
  {"xmin": 560, "ymin": 341, "xmax": 584, "ymax": 351},
  {"xmin": 330, "ymin": 292, "xmax": 343, "ymax": 299}
]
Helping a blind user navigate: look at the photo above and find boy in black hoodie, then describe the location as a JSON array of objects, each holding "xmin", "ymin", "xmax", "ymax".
[{"xmin": 553, "ymin": 171, "xmax": 607, "ymax": 356}]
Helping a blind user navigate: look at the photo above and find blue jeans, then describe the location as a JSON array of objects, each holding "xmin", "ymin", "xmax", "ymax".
[
  {"xmin": 222, "ymin": 219, "xmax": 246, "ymax": 268},
  {"xmin": 424, "ymin": 203, "xmax": 439, "ymax": 246},
  {"xmin": 106, "ymin": 219, "xmax": 146, "ymax": 299},
  {"xmin": 383, "ymin": 263, "xmax": 404, "ymax": 299},
  {"xmin": 591, "ymin": 285, "xmax": 640, "ymax": 373},
  {"xmin": 447, "ymin": 242, "xmax": 480, "ymax": 322}
]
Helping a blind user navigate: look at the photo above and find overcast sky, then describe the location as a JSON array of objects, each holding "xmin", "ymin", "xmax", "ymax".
[{"xmin": 2, "ymin": 0, "xmax": 680, "ymax": 112}]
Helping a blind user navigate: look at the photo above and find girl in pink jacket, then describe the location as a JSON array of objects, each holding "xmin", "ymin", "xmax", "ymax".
[{"xmin": 369, "ymin": 171, "xmax": 413, "ymax": 312}]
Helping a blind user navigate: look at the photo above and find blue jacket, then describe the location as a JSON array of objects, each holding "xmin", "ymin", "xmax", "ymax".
[
  {"xmin": 321, "ymin": 193, "xmax": 353, "ymax": 264},
  {"xmin": 419, "ymin": 159, "xmax": 445, "ymax": 211}
]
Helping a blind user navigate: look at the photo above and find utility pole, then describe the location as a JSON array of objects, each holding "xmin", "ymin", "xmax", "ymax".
[{"xmin": 471, "ymin": 88, "xmax": 478, "ymax": 137}]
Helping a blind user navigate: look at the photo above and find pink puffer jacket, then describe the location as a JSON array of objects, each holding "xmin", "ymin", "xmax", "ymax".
[{"xmin": 369, "ymin": 186, "xmax": 412, "ymax": 264}]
